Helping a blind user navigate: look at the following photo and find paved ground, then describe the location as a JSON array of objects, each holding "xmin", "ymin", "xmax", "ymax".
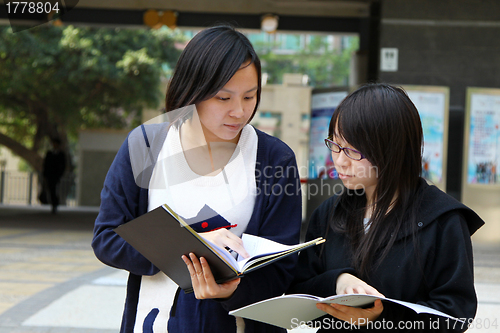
[{"xmin": 0, "ymin": 204, "xmax": 499, "ymax": 333}]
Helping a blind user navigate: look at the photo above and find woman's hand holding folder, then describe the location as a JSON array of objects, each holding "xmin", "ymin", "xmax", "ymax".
[
  {"xmin": 316, "ymin": 273, "xmax": 385, "ymax": 326},
  {"xmin": 182, "ymin": 252, "xmax": 241, "ymax": 299},
  {"xmin": 181, "ymin": 228, "xmax": 249, "ymax": 300}
]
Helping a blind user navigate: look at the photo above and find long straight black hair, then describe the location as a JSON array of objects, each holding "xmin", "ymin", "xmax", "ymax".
[
  {"xmin": 165, "ymin": 25, "xmax": 262, "ymax": 122},
  {"xmin": 328, "ymin": 83, "xmax": 424, "ymax": 279}
]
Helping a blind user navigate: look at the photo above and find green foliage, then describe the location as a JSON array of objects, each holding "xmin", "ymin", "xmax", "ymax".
[
  {"xmin": 0, "ymin": 24, "xmax": 183, "ymax": 171},
  {"xmin": 255, "ymin": 35, "xmax": 359, "ymax": 87},
  {"xmin": 18, "ymin": 159, "xmax": 34, "ymax": 172}
]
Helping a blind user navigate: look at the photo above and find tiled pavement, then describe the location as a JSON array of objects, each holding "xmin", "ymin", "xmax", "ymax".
[
  {"xmin": 0, "ymin": 205, "xmax": 120, "ymax": 333},
  {"xmin": 0, "ymin": 204, "xmax": 499, "ymax": 333}
]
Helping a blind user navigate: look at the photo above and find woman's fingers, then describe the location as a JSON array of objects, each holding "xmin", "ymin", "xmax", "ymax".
[
  {"xmin": 364, "ymin": 285, "xmax": 385, "ymax": 297},
  {"xmin": 223, "ymin": 237, "xmax": 250, "ymax": 258},
  {"xmin": 181, "ymin": 254, "xmax": 201, "ymax": 294},
  {"xmin": 182, "ymin": 253, "xmax": 240, "ymax": 299},
  {"xmin": 336, "ymin": 273, "xmax": 384, "ymax": 297},
  {"xmin": 189, "ymin": 253, "xmax": 204, "ymax": 276},
  {"xmin": 345, "ymin": 286, "xmax": 354, "ymax": 294},
  {"xmin": 198, "ymin": 256, "xmax": 216, "ymax": 283},
  {"xmin": 181, "ymin": 254, "xmax": 196, "ymax": 277},
  {"xmin": 316, "ymin": 299, "xmax": 384, "ymax": 326},
  {"xmin": 202, "ymin": 229, "xmax": 250, "ymax": 258}
]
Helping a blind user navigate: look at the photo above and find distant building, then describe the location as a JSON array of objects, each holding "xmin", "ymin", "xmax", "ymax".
[{"xmin": 0, "ymin": 146, "xmax": 21, "ymax": 171}]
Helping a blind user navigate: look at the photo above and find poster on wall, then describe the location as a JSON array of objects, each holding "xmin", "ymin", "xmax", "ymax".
[
  {"xmin": 308, "ymin": 90, "xmax": 348, "ymax": 180},
  {"xmin": 404, "ymin": 86, "xmax": 449, "ymax": 189},
  {"xmin": 465, "ymin": 88, "xmax": 500, "ymax": 185}
]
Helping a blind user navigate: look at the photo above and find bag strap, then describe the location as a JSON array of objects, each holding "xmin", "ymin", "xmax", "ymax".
[{"xmin": 130, "ymin": 122, "xmax": 170, "ymax": 189}]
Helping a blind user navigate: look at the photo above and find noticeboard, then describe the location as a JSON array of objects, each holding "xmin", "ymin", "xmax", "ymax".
[
  {"xmin": 463, "ymin": 88, "xmax": 500, "ymax": 187},
  {"xmin": 308, "ymin": 89, "xmax": 348, "ymax": 180},
  {"xmin": 305, "ymin": 88, "xmax": 348, "ymax": 223},
  {"xmin": 462, "ymin": 87, "xmax": 500, "ymax": 243},
  {"xmin": 403, "ymin": 85, "xmax": 450, "ymax": 191}
]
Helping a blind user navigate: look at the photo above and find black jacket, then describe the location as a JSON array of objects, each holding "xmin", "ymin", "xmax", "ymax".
[
  {"xmin": 43, "ymin": 149, "xmax": 65, "ymax": 181},
  {"xmin": 289, "ymin": 179, "xmax": 484, "ymax": 332}
]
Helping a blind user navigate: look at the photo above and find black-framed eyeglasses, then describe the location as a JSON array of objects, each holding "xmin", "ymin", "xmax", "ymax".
[{"xmin": 324, "ymin": 138, "xmax": 365, "ymax": 161}]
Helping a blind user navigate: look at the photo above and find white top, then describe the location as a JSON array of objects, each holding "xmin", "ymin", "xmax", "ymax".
[
  {"xmin": 135, "ymin": 124, "xmax": 258, "ymax": 333},
  {"xmin": 148, "ymin": 123, "xmax": 258, "ymax": 236}
]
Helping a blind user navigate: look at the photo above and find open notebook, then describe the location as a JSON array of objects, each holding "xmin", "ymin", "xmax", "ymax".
[
  {"xmin": 114, "ymin": 203, "xmax": 324, "ymax": 293},
  {"xmin": 229, "ymin": 293, "xmax": 465, "ymax": 329}
]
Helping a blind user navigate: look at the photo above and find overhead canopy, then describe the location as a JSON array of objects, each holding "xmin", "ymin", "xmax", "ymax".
[
  {"xmin": 64, "ymin": 0, "xmax": 372, "ymax": 18},
  {"xmin": 0, "ymin": 0, "xmax": 380, "ymax": 80},
  {"xmin": 1, "ymin": 0, "xmax": 374, "ymax": 31}
]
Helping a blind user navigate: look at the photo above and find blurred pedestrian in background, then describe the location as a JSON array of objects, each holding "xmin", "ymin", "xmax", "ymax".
[{"xmin": 41, "ymin": 138, "xmax": 66, "ymax": 214}]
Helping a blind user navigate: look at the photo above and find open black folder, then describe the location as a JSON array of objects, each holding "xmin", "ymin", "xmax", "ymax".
[{"xmin": 114, "ymin": 204, "xmax": 325, "ymax": 293}]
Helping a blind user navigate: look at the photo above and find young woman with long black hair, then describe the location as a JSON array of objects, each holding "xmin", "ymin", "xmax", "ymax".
[
  {"xmin": 92, "ymin": 26, "xmax": 302, "ymax": 333},
  {"xmin": 289, "ymin": 83, "xmax": 484, "ymax": 332}
]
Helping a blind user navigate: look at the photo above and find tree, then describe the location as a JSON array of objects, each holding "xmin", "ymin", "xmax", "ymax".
[
  {"xmin": 0, "ymin": 24, "xmax": 183, "ymax": 174},
  {"xmin": 255, "ymin": 34, "xmax": 359, "ymax": 87}
]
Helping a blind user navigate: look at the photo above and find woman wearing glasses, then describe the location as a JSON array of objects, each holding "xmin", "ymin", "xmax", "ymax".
[{"xmin": 289, "ymin": 83, "xmax": 484, "ymax": 332}]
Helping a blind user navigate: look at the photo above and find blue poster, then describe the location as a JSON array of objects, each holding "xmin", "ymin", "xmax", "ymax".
[
  {"xmin": 467, "ymin": 93, "xmax": 500, "ymax": 184},
  {"xmin": 309, "ymin": 91, "xmax": 348, "ymax": 179},
  {"xmin": 407, "ymin": 90, "xmax": 447, "ymax": 185}
]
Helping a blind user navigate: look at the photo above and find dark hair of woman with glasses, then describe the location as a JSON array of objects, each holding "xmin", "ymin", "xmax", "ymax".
[{"xmin": 288, "ymin": 83, "xmax": 484, "ymax": 332}]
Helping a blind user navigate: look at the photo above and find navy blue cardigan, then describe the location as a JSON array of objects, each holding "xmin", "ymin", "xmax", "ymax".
[{"xmin": 92, "ymin": 124, "xmax": 302, "ymax": 332}]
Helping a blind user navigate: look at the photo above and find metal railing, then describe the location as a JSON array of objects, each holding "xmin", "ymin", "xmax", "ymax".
[{"xmin": 0, "ymin": 171, "xmax": 76, "ymax": 206}]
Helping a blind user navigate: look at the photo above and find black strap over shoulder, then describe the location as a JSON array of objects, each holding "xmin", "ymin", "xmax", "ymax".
[
  {"xmin": 129, "ymin": 122, "xmax": 170, "ymax": 189},
  {"xmin": 140, "ymin": 124, "xmax": 151, "ymax": 148}
]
